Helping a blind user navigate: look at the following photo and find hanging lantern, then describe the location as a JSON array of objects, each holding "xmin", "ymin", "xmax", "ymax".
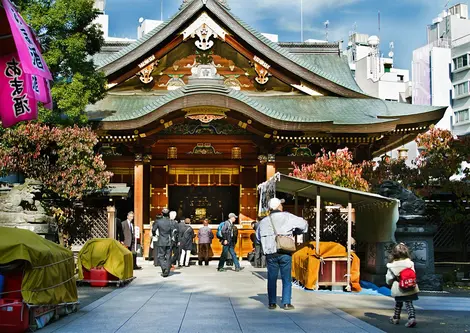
[
  {"xmin": 167, "ymin": 146, "xmax": 177, "ymax": 159},
  {"xmin": 231, "ymin": 146, "xmax": 242, "ymax": 159}
]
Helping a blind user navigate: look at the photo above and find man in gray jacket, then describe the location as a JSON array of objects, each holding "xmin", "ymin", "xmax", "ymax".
[
  {"xmin": 256, "ymin": 198, "xmax": 308, "ymax": 310},
  {"xmin": 155, "ymin": 208, "xmax": 177, "ymax": 277}
]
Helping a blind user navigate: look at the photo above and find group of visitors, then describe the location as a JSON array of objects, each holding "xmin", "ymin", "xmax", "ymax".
[
  {"xmin": 150, "ymin": 209, "xmax": 243, "ymax": 277},
  {"xmin": 117, "ymin": 200, "xmax": 419, "ymax": 326}
]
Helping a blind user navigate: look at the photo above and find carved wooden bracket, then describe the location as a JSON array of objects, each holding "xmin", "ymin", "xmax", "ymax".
[{"xmin": 253, "ymin": 56, "xmax": 271, "ymax": 85}]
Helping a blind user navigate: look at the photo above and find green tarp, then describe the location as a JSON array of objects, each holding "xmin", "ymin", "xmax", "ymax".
[
  {"xmin": 0, "ymin": 227, "xmax": 78, "ymax": 305},
  {"xmin": 77, "ymin": 238, "xmax": 133, "ymax": 281}
]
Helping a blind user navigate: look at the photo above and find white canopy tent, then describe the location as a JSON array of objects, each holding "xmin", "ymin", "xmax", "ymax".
[{"xmin": 258, "ymin": 173, "xmax": 400, "ymax": 290}]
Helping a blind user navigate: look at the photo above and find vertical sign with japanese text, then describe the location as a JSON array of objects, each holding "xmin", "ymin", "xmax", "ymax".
[
  {"xmin": 1, "ymin": 0, "xmax": 52, "ymax": 80},
  {"xmin": 0, "ymin": 53, "xmax": 38, "ymax": 127}
]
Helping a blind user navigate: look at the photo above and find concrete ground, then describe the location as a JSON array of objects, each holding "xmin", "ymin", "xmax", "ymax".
[
  {"xmin": 42, "ymin": 258, "xmax": 384, "ymax": 333},
  {"xmin": 40, "ymin": 258, "xmax": 470, "ymax": 333}
]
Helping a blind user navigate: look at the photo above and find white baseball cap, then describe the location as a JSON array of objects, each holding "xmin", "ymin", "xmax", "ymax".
[
  {"xmin": 268, "ymin": 198, "xmax": 285, "ymax": 210},
  {"xmin": 228, "ymin": 213, "xmax": 238, "ymax": 219}
]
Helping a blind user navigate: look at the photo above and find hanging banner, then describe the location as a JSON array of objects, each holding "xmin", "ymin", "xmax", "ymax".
[
  {"xmin": 25, "ymin": 74, "xmax": 52, "ymax": 107},
  {"xmin": 1, "ymin": 0, "xmax": 52, "ymax": 81},
  {"xmin": 0, "ymin": 53, "xmax": 38, "ymax": 128}
]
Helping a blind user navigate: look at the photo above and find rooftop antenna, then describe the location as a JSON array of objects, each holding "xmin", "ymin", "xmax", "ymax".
[
  {"xmin": 301, "ymin": 0, "xmax": 304, "ymax": 42},
  {"xmin": 324, "ymin": 20, "xmax": 330, "ymax": 41},
  {"xmin": 353, "ymin": 22, "xmax": 357, "ymax": 34}
]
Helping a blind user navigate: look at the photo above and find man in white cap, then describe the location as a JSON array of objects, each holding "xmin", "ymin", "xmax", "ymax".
[
  {"xmin": 256, "ymin": 198, "xmax": 308, "ymax": 310},
  {"xmin": 217, "ymin": 213, "xmax": 241, "ymax": 272}
]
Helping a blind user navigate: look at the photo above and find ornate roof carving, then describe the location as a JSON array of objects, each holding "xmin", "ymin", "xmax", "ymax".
[{"xmin": 181, "ymin": 0, "xmax": 230, "ymax": 10}]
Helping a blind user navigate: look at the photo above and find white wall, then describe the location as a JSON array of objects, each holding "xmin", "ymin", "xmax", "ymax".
[
  {"xmin": 431, "ymin": 47, "xmax": 453, "ymax": 130},
  {"xmin": 137, "ymin": 19, "xmax": 164, "ymax": 39}
]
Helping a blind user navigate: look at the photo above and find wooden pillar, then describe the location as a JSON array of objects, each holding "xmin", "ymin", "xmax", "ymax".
[
  {"xmin": 266, "ymin": 163, "xmax": 276, "ymax": 180},
  {"xmin": 266, "ymin": 154, "xmax": 276, "ymax": 180},
  {"xmin": 134, "ymin": 155, "xmax": 145, "ymax": 242},
  {"xmin": 107, "ymin": 205, "xmax": 115, "ymax": 239},
  {"xmin": 347, "ymin": 193, "xmax": 353, "ymax": 292}
]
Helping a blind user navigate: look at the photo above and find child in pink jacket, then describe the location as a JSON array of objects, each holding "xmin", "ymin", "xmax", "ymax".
[{"xmin": 385, "ymin": 243, "xmax": 419, "ymax": 328}]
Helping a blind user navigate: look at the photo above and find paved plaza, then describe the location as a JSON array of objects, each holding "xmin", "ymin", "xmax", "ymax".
[{"xmin": 40, "ymin": 259, "xmax": 470, "ymax": 333}]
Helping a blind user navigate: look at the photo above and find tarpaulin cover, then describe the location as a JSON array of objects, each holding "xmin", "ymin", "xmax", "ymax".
[
  {"xmin": 0, "ymin": 227, "xmax": 77, "ymax": 305},
  {"xmin": 292, "ymin": 241, "xmax": 361, "ymax": 292},
  {"xmin": 77, "ymin": 238, "xmax": 133, "ymax": 280}
]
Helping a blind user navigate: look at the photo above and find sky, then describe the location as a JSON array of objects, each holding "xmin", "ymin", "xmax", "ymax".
[{"xmin": 104, "ymin": 0, "xmax": 451, "ymax": 74}]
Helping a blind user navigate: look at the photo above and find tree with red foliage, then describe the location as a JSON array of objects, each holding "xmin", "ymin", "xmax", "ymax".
[
  {"xmin": 0, "ymin": 123, "xmax": 112, "ymax": 245},
  {"xmin": 291, "ymin": 148, "xmax": 371, "ymax": 192}
]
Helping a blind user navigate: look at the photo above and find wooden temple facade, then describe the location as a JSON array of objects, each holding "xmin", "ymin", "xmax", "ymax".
[{"xmin": 88, "ymin": 0, "xmax": 445, "ymax": 258}]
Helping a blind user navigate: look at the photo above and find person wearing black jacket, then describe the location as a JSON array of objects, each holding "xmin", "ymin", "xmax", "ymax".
[
  {"xmin": 154, "ymin": 208, "xmax": 177, "ymax": 277},
  {"xmin": 179, "ymin": 218, "xmax": 194, "ymax": 267},
  {"xmin": 217, "ymin": 213, "xmax": 241, "ymax": 272}
]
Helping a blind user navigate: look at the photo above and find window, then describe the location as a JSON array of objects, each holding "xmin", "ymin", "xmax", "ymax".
[
  {"xmin": 397, "ymin": 75, "xmax": 404, "ymax": 82},
  {"xmin": 453, "ymin": 54, "xmax": 469, "ymax": 70},
  {"xmin": 455, "ymin": 109, "xmax": 470, "ymax": 123},
  {"xmin": 454, "ymin": 81, "xmax": 469, "ymax": 96}
]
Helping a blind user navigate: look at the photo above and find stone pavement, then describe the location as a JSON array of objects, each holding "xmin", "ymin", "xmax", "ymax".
[{"xmin": 41, "ymin": 258, "xmax": 387, "ymax": 333}]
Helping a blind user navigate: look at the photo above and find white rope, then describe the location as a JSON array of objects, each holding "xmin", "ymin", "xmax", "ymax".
[{"xmin": 31, "ymin": 256, "xmax": 74, "ymax": 269}]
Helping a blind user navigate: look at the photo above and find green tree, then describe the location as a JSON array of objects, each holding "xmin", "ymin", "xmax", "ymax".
[{"xmin": 13, "ymin": 0, "xmax": 106, "ymax": 125}]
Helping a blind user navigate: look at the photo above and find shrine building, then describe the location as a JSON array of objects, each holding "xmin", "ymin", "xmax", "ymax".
[{"xmin": 88, "ymin": 0, "xmax": 445, "ymax": 257}]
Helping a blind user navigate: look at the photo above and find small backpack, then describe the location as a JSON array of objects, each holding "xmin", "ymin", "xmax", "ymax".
[
  {"xmin": 398, "ymin": 268, "xmax": 417, "ymax": 291},
  {"xmin": 216, "ymin": 222, "xmax": 225, "ymax": 239}
]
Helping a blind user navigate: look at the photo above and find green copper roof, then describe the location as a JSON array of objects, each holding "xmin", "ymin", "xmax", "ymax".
[
  {"xmin": 293, "ymin": 54, "xmax": 361, "ymax": 93},
  {"xmin": 87, "ymin": 86, "xmax": 442, "ymax": 125},
  {"xmin": 95, "ymin": 0, "xmax": 364, "ymax": 95}
]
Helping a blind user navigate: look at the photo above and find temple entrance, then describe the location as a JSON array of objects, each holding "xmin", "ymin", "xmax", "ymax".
[{"xmin": 168, "ymin": 186, "xmax": 239, "ymax": 224}]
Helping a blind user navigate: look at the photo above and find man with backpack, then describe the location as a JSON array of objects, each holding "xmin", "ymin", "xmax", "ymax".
[{"xmin": 217, "ymin": 213, "xmax": 241, "ymax": 272}]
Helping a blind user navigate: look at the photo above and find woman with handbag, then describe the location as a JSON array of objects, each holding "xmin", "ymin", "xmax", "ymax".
[{"xmin": 256, "ymin": 198, "xmax": 308, "ymax": 311}]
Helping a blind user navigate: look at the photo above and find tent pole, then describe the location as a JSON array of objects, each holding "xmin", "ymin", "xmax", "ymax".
[
  {"xmin": 315, "ymin": 187, "xmax": 321, "ymax": 255},
  {"xmin": 347, "ymin": 193, "xmax": 352, "ymax": 292}
]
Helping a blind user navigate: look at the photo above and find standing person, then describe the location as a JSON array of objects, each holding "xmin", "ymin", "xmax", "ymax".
[
  {"xmin": 257, "ymin": 198, "xmax": 308, "ymax": 310},
  {"xmin": 121, "ymin": 211, "xmax": 142, "ymax": 270},
  {"xmin": 151, "ymin": 217, "xmax": 160, "ymax": 267},
  {"xmin": 198, "ymin": 218, "xmax": 214, "ymax": 266},
  {"xmin": 386, "ymin": 243, "xmax": 419, "ymax": 328},
  {"xmin": 179, "ymin": 218, "xmax": 194, "ymax": 267},
  {"xmin": 177, "ymin": 217, "xmax": 187, "ymax": 268},
  {"xmin": 115, "ymin": 217, "xmax": 123, "ymax": 243},
  {"xmin": 169, "ymin": 211, "xmax": 179, "ymax": 270},
  {"xmin": 155, "ymin": 208, "xmax": 177, "ymax": 277},
  {"xmin": 252, "ymin": 219, "xmax": 265, "ymax": 268},
  {"xmin": 217, "ymin": 213, "xmax": 241, "ymax": 272}
]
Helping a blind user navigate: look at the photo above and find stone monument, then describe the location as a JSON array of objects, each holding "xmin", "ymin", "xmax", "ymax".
[
  {"xmin": 364, "ymin": 181, "xmax": 442, "ymax": 290},
  {"xmin": 0, "ymin": 179, "xmax": 55, "ymax": 240}
]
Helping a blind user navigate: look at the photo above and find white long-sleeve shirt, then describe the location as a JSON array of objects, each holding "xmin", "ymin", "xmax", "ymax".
[{"xmin": 256, "ymin": 210, "xmax": 308, "ymax": 255}]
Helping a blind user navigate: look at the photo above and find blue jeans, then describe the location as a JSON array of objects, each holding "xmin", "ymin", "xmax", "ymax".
[
  {"xmin": 266, "ymin": 253, "xmax": 292, "ymax": 305},
  {"xmin": 218, "ymin": 245, "xmax": 240, "ymax": 269}
]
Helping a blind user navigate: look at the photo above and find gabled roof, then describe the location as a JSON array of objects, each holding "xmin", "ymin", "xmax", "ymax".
[{"xmin": 96, "ymin": 0, "xmax": 367, "ymax": 97}]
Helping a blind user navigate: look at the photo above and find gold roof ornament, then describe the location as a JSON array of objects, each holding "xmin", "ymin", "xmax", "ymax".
[{"xmin": 184, "ymin": 106, "xmax": 228, "ymax": 123}]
